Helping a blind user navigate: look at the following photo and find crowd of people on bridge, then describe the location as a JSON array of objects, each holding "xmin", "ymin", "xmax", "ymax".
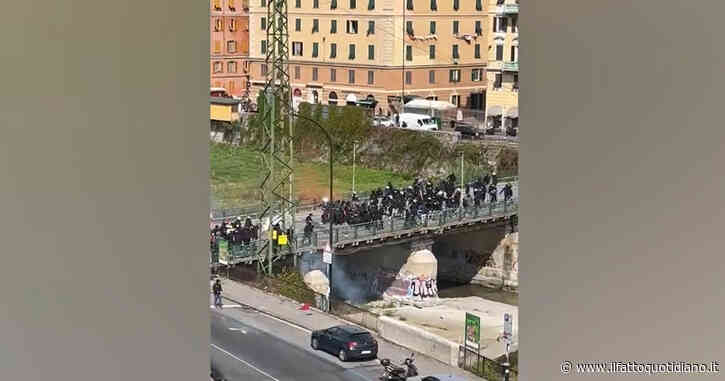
[
  {"xmin": 315, "ymin": 172, "xmax": 514, "ymax": 232},
  {"xmin": 212, "ymin": 172, "xmax": 516, "ymax": 248}
]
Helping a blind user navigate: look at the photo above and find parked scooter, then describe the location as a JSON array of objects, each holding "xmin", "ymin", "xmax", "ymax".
[{"xmin": 379, "ymin": 353, "xmax": 418, "ymax": 380}]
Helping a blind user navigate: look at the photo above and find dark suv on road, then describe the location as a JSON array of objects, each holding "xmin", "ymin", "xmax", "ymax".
[
  {"xmin": 311, "ymin": 324, "xmax": 378, "ymax": 361},
  {"xmin": 454, "ymin": 124, "xmax": 481, "ymax": 139}
]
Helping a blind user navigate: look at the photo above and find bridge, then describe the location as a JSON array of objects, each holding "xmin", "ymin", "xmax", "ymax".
[{"xmin": 212, "ymin": 198, "xmax": 518, "ymax": 265}]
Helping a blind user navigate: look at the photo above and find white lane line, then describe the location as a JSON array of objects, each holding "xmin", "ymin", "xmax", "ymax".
[
  {"xmin": 210, "ymin": 343, "xmax": 280, "ymax": 381},
  {"xmin": 228, "ymin": 328, "xmax": 247, "ymax": 334},
  {"xmin": 210, "ymin": 304, "xmax": 243, "ymax": 309}
]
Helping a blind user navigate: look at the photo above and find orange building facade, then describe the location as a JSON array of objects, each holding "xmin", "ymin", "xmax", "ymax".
[{"xmin": 210, "ymin": 0, "xmax": 251, "ymax": 98}]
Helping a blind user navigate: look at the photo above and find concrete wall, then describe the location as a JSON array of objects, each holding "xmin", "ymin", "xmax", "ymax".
[{"xmin": 378, "ymin": 315, "xmax": 460, "ymax": 366}]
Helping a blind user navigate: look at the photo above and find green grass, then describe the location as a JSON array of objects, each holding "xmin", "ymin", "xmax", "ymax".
[{"xmin": 210, "ymin": 143, "xmax": 413, "ymax": 209}]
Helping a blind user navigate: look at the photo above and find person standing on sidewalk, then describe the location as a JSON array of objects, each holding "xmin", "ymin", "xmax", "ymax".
[{"xmin": 212, "ymin": 279, "xmax": 223, "ymax": 308}]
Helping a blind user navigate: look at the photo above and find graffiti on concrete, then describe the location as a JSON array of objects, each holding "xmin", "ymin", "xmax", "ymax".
[{"xmin": 385, "ymin": 275, "xmax": 438, "ymax": 299}]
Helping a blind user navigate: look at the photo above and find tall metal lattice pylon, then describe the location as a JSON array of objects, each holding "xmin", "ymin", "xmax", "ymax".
[{"xmin": 256, "ymin": 0, "xmax": 296, "ymax": 275}]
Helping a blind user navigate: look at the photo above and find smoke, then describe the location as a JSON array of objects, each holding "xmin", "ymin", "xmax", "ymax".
[{"xmin": 297, "ymin": 250, "xmax": 370, "ymax": 304}]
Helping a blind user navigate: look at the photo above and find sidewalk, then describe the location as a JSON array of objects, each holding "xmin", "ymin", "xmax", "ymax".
[{"xmin": 217, "ymin": 278, "xmax": 484, "ymax": 380}]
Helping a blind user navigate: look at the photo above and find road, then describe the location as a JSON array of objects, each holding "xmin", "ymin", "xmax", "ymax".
[
  {"xmin": 211, "ymin": 304, "xmax": 383, "ymax": 380},
  {"xmin": 210, "ymin": 297, "xmax": 476, "ymax": 381}
]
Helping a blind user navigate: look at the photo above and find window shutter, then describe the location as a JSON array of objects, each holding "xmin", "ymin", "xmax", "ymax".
[
  {"xmin": 368, "ymin": 0, "xmax": 375, "ymax": 10},
  {"xmin": 430, "ymin": 21, "xmax": 436, "ymax": 34},
  {"xmin": 214, "ymin": 0, "xmax": 221, "ymax": 10},
  {"xmin": 215, "ymin": 40, "xmax": 222, "ymax": 53},
  {"xmin": 229, "ymin": 0, "xmax": 236, "ymax": 9}
]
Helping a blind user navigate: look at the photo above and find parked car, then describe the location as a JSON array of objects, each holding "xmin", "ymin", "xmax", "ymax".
[
  {"xmin": 373, "ymin": 116, "xmax": 396, "ymax": 128},
  {"xmin": 311, "ymin": 325, "xmax": 378, "ymax": 361},
  {"xmin": 454, "ymin": 124, "xmax": 481, "ymax": 139}
]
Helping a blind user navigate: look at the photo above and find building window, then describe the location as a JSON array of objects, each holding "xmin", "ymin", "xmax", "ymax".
[
  {"xmin": 513, "ymin": 73, "xmax": 519, "ymax": 90},
  {"xmin": 429, "ymin": 70, "xmax": 435, "ymax": 84},
  {"xmin": 261, "ymin": 40, "xmax": 267, "ymax": 54},
  {"xmin": 331, "ymin": 20, "xmax": 337, "ymax": 34},
  {"xmin": 331, "ymin": 0, "xmax": 337, "ymax": 9},
  {"xmin": 295, "ymin": 18, "xmax": 301, "ymax": 32},
  {"xmin": 314, "ymin": 0, "xmax": 319, "ymax": 8},
  {"xmin": 261, "ymin": 0, "xmax": 266, "ymax": 6},
  {"xmin": 406, "ymin": 0, "xmax": 413, "ymax": 11},
  {"xmin": 313, "ymin": 19, "xmax": 319, "ymax": 33},
  {"xmin": 330, "ymin": 68, "xmax": 337, "ymax": 82},
  {"xmin": 406, "ymin": 45, "xmax": 413, "ymax": 61},
  {"xmin": 228, "ymin": 61, "xmax": 237, "ymax": 73},
  {"xmin": 227, "ymin": 40, "xmax": 237, "ymax": 53},
  {"xmin": 330, "ymin": 43, "xmax": 337, "ymax": 58},
  {"xmin": 348, "ymin": 44, "xmax": 356, "ymax": 59},
  {"xmin": 295, "ymin": 0, "xmax": 301, "ymax": 8},
  {"xmin": 213, "ymin": 0, "xmax": 222, "ymax": 11},
  {"xmin": 292, "ymin": 42, "xmax": 303, "ymax": 56},
  {"xmin": 368, "ymin": 45, "xmax": 374, "ymax": 60},
  {"xmin": 430, "ymin": 21, "xmax": 436, "ymax": 34},
  {"xmin": 261, "ymin": 64, "xmax": 268, "ymax": 75},
  {"xmin": 451, "ymin": 95, "xmax": 460, "ymax": 107},
  {"xmin": 347, "ymin": 20, "xmax": 359, "ymax": 34},
  {"xmin": 474, "ymin": 44, "xmax": 481, "ymax": 59},
  {"xmin": 406, "ymin": 21, "xmax": 414, "ymax": 36},
  {"xmin": 449, "ymin": 69, "xmax": 460, "ymax": 82},
  {"xmin": 292, "ymin": 66, "xmax": 300, "ymax": 79},
  {"xmin": 453, "ymin": 0, "xmax": 459, "ymax": 11},
  {"xmin": 368, "ymin": 0, "xmax": 375, "ymax": 10},
  {"xmin": 312, "ymin": 67, "xmax": 319, "ymax": 81},
  {"xmin": 213, "ymin": 61, "xmax": 223, "ymax": 73},
  {"xmin": 348, "ymin": 70, "xmax": 355, "ymax": 84},
  {"xmin": 350, "ymin": 0, "xmax": 356, "ymax": 9},
  {"xmin": 430, "ymin": 0, "xmax": 437, "ymax": 11},
  {"xmin": 429, "ymin": 45, "xmax": 436, "ymax": 59},
  {"xmin": 512, "ymin": 16, "xmax": 518, "ymax": 32},
  {"xmin": 453, "ymin": 21, "xmax": 459, "ymax": 34},
  {"xmin": 229, "ymin": 19, "xmax": 237, "ymax": 32},
  {"xmin": 475, "ymin": 0, "xmax": 482, "ymax": 11},
  {"xmin": 367, "ymin": 21, "xmax": 375, "ymax": 35},
  {"xmin": 312, "ymin": 42, "xmax": 319, "ymax": 57},
  {"xmin": 229, "ymin": 0, "xmax": 236, "ymax": 10},
  {"xmin": 214, "ymin": 40, "xmax": 222, "ymax": 54},
  {"xmin": 472, "ymin": 68, "xmax": 482, "ymax": 82},
  {"xmin": 215, "ymin": 18, "xmax": 223, "ymax": 32},
  {"xmin": 368, "ymin": 70, "xmax": 374, "ymax": 84},
  {"xmin": 405, "ymin": 71, "xmax": 412, "ymax": 85},
  {"xmin": 475, "ymin": 21, "xmax": 482, "ymax": 36},
  {"xmin": 495, "ymin": 17, "xmax": 508, "ymax": 32},
  {"xmin": 511, "ymin": 45, "xmax": 517, "ymax": 61},
  {"xmin": 496, "ymin": 44, "xmax": 504, "ymax": 60},
  {"xmin": 494, "ymin": 72, "xmax": 502, "ymax": 89},
  {"xmin": 261, "ymin": 17, "xmax": 266, "ymax": 31},
  {"xmin": 452, "ymin": 44, "xmax": 459, "ymax": 59}
]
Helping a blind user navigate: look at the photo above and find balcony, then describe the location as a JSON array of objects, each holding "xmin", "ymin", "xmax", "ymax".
[
  {"xmin": 504, "ymin": 4, "xmax": 519, "ymax": 14},
  {"xmin": 503, "ymin": 62, "xmax": 519, "ymax": 71}
]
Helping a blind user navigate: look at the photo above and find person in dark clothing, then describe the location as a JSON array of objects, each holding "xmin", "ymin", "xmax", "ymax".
[
  {"xmin": 488, "ymin": 184, "xmax": 498, "ymax": 203},
  {"xmin": 212, "ymin": 279, "xmax": 222, "ymax": 307}
]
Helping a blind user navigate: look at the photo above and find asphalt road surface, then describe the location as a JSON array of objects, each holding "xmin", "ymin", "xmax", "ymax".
[{"xmin": 210, "ymin": 305, "xmax": 384, "ymax": 381}]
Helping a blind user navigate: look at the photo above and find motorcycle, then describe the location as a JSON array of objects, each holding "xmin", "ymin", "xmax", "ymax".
[{"xmin": 379, "ymin": 353, "xmax": 418, "ymax": 380}]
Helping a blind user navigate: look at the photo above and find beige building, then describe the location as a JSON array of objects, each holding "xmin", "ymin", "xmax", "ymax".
[
  {"xmin": 247, "ymin": 0, "xmax": 491, "ymax": 113},
  {"xmin": 485, "ymin": 0, "xmax": 519, "ymax": 131}
]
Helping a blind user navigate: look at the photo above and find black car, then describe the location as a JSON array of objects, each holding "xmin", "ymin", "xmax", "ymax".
[
  {"xmin": 311, "ymin": 325, "xmax": 378, "ymax": 361},
  {"xmin": 454, "ymin": 125, "xmax": 481, "ymax": 139}
]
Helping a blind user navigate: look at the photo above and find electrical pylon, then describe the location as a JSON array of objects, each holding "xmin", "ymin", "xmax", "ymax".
[{"xmin": 256, "ymin": 0, "xmax": 296, "ymax": 275}]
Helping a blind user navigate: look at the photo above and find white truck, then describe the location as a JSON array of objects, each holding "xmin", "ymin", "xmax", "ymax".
[{"xmin": 397, "ymin": 113, "xmax": 439, "ymax": 131}]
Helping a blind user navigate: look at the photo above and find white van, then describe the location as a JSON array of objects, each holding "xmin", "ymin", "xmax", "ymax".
[{"xmin": 397, "ymin": 113, "xmax": 439, "ymax": 131}]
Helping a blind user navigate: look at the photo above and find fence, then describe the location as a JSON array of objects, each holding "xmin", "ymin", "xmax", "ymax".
[
  {"xmin": 462, "ymin": 348, "xmax": 519, "ymax": 381},
  {"xmin": 210, "ymin": 198, "xmax": 518, "ymax": 264}
]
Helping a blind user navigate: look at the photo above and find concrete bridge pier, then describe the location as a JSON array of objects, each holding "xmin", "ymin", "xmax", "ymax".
[{"xmin": 382, "ymin": 239, "xmax": 440, "ymax": 305}]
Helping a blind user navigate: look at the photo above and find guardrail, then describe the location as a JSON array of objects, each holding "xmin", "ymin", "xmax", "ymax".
[{"xmin": 211, "ymin": 199, "xmax": 517, "ymax": 263}]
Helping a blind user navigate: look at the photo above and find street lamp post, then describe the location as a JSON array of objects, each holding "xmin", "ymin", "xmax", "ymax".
[
  {"xmin": 293, "ymin": 112, "xmax": 334, "ymax": 310},
  {"xmin": 352, "ymin": 141, "xmax": 357, "ymax": 195}
]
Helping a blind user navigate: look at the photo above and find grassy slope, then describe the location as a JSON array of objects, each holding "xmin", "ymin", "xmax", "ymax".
[{"xmin": 210, "ymin": 143, "xmax": 413, "ymax": 209}]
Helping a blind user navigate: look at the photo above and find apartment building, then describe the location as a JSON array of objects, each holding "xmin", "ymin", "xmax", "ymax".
[
  {"xmin": 485, "ymin": 0, "xmax": 518, "ymax": 130},
  {"xmin": 247, "ymin": 0, "xmax": 489, "ymax": 112},
  {"xmin": 210, "ymin": 0, "xmax": 251, "ymax": 98}
]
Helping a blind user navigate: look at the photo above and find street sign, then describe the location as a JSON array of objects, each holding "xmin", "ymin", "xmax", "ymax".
[
  {"xmin": 465, "ymin": 313, "xmax": 481, "ymax": 351},
  {"xmin": 503, "ymin": 313, "xmax": 513, "ymax": 343},
  {"xmin": 322, "ymin": 243, "xmax": 332, "ymax": 264}
]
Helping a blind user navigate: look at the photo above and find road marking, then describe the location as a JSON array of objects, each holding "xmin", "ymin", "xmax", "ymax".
[
  {"xmin": 210, "ymin": 304, "xmax": 242, "ymax": 309},
  {"xmin": 256, "ymin": 311, "xmax": 312, "ymax": 333},
  {"xmin": 210, "ymin": 343, "xmax": 280, "ymax": 381},
  {"xmin": 228, "ymin": 328, "xmax": 247, "ymax": 334}
]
